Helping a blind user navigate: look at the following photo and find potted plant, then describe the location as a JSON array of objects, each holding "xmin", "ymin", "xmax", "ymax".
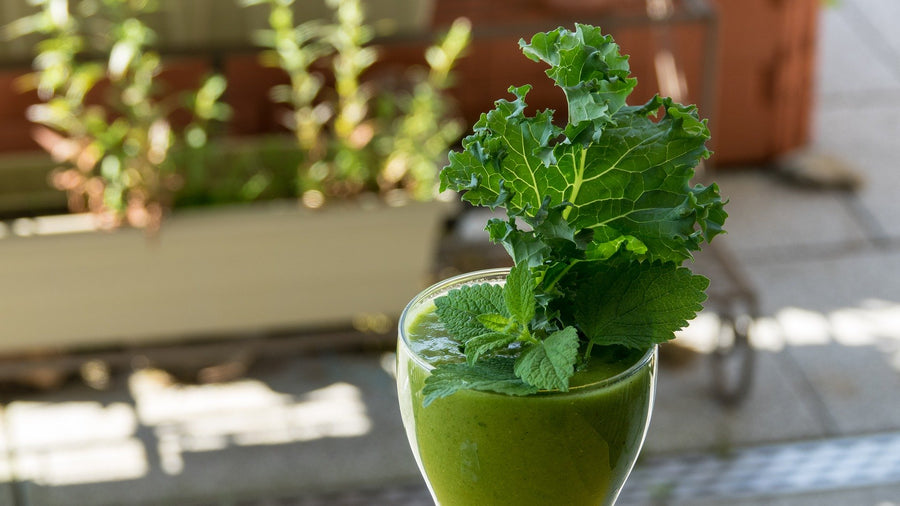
[
  {"xmin": 0, "ymin": 0, "xmax": 471, "ymax": 354},
  {"xmin": 240, "ymin": 0, "xmax": 469, "ymax": 207},
  {"xmin": 396, "ymin": 24, "xmax": 727, "ymax": 505},
  {"xmin": 4, "ymin": 0, "xmax": 229, "ymax": 232}
]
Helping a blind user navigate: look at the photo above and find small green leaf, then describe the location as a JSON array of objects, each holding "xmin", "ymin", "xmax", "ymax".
[
  {"xmin": 586, "ymin": 234, "xmax": 648, "ymax": 261},
  {"xmin": 486, "ymin": 218, "xmax": 550, "ymax": 268},
  {"xmin": 477, "ymin": 313, "xmax": 511, "ymax": 332},
  {"xmin": 504, "ymin": 262, "xmax": 535, "ymax": 324},
  {"xmin": 465, "ymin": 332, "xmax": 518, "ymax": 365},
  {"xmin": 529, "ymin": 200, "xmax": 578, "ymax": 243},
  {"xmin": 440, "ymin": 85, "xmax": 561, "ymax": 214},
  {"xmin": 423, "ymin": 358, "xmax": 538, "ymax": 406},
  {"xmin": 513, "ymin": 327, "xmax": 580, "ymax": 391},
  {"xmin": 435, "ymin": 283, "xmax": 506, "ymax": 342}
]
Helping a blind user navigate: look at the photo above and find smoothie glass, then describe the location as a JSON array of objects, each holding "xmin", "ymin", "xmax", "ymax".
[{"xmin": 397, "ymin": 268, "xmax": 658, "ymax": 506}]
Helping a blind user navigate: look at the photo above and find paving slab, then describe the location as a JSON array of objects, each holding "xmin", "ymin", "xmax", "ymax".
[
  {"xmin": 9, "ymin": 352, "xmax": 419, "ymax": 506},
  {"xmin": 813, "ymin": 0, "xmax": 900, "ymax": 241},
  {"xmin": 2, "ymin": 371, "xmax": 161, "ymax": 505},
  {"xmin": 657, "ymin": 483, "xmax": 900, "ymax": 506},
  {"xmin": 644, "ymin": 348, "xmax": 830, "ymax": 456},
  {"xmin": 708, "ymin": 169, "xmax": 870, "ymax": 265},
  {"xmin": 813, "ymin": 103, "xmax": 900, "ymax": 240},
  {"xmin": 816, "ymin": 1, "xmax": 900, "ymax": 101},
  {"xmin": 621, "ymin": 484, "xmax": 900, "ymax": 506},
  {"xmin": 742, "ymin": 247, "xmax": 900, "ymax": 316},
  {"xmin": 0, "ymin": 487, "xmax": 14, "ymax": 506},
  {"xmin": 786, "ymin": 342, "xmax": 900, "ymax": 435},
  {"xmin": 841, "ymin": 0, "xmax": 900, "ymax": 76},
  {"xmin": 625, "ymin": 431, "xmax": 900, "ymax": 506}
]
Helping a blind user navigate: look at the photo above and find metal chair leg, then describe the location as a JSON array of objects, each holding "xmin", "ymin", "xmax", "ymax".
[{"xmin": 711, "ymin": 310, "xmax": 756, "ymax": 406}]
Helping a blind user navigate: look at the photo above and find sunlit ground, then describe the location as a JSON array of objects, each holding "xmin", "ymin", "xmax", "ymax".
[
  {"xmin": 678, "ymin": 300, "xmax": 900, "ymax": 367},
  {"xmin": 0, "ymin": 300, "xmax": 897, "ymax": 491},
  {"xmin": 4, "ymin": 376, "xmax": 372, "ymax": 487}
]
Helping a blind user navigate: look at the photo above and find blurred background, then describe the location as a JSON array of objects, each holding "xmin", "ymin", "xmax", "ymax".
[{"xmin": 0, "ymin": 0, "xmax": 898, "ymax": 505}]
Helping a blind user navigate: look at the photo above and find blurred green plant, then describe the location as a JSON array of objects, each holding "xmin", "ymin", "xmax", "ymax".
[
  {"xmin": 244, "ymin": 0, "xmax": 471, "ymax": 206},
  {"xmin": 172, "ymin": 136, "xmax": 302, "ymax": 208},
  {"xmin": 5, "ymin": 0, "xmax": 230, "ymax": 231}
]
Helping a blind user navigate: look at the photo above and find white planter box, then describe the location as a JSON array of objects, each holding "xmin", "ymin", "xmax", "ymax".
[{"xmin": 0, "ymin": 199, "xmax": 454, "ymax": 354}]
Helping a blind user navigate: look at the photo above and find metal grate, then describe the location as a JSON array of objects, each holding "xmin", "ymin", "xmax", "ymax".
[
  {"xmin": 619, "ymin": 431, "xmax": 900, "ymax": 504},
  {"xmin": 216, "ymin": 432, "xmax": 900, "ymax": 506},
  {"xmin": 212, "ymin": 484, "xmax": 432, "ymax": 506}
]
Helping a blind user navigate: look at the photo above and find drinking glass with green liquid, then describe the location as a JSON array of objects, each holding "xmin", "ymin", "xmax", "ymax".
[
  {"xmin": 398, "ymin": 269, "xmax": 658, "ymax": 506},
  {"xmin": 395, "ymin": 23, "xmax": 725, "ymax": 506}
]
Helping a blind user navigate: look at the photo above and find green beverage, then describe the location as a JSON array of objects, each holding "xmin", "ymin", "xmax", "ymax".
[
  {"xmin": 396, "ymin": 23, "xmax": 726, "ymax": 506},
  {"xmin": 398, "ymin": 270, "xmax": 657, "ymax": 506}
]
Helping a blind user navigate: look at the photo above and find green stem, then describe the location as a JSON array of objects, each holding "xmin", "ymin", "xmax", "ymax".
[
  {"xmin": 540, "ymin": 259, "xmax": 580, "ymax": 294},
  {"xmin": 518, "ymin": 325, "xmax": 540, "ymax": 345},
  {"xmin": 561, "ymin": 147, "xmax": 587, "ymax": 220},
  {"xmin": 583, "ymin": 340, "xmax": 594, "ymax": 362}
]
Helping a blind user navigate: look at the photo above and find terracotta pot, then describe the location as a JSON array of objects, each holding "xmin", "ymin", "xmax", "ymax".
[
  {"xmin": 0, "ymin": 70, "xmax": 41, "ymax": 152},
  {"xmin": 431, "ymin": 0, "xmax": 821, "ymax": 166}
]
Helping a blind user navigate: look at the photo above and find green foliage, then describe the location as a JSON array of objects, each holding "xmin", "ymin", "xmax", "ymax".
[
  {"xmin": 513, "ymin": 326, "xmax": 580, "ymax": 391},
  {"xmin": 9, "ymin": 0, "xmax": 469, "ymax": 226},
  {"xmin": 425, "ymin": 24, "xmax": 727, "ymax": 402},
  {"xmin": 434, "ymin": 282, "xmax": 508, "ymax": 342},
  {"xmin": 8, "ymin": 0, "xmax": 230, "ymax": 231},
  {"xmin": 571, "ymin": 262, "xmax": 709, "ymax": 348},
  {"xmin": 422, "ymin": 357, "xmax": 537, "ymax": 407},
  {"xmin": 249, "ymin": 0, "xmax": 471, "ymax": 205},
  {"xmin": 171, "ymin": 137, "xmax": 301, "ymax": 209},
  {"xmin": 428, "ymin": 262, "xmax": 579, "ymax": 395}
]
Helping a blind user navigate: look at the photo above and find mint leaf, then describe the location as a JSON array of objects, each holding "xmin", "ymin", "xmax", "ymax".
[
  {"xmin": 573, "ymin": 262, "xmax": 709, "ymax": 349},
  {"xmin": 504, "ymin": 262, "xmax": 535, "ymax": 324},
  {"xmin": 513, "ymin": 327, "xmax": 580, "ymax": 391},
  {"xmin": 465, "ymin": 332, "xmax": 518, "ymax": 365},
  {"xmin": 423, "ymin": 358, "xmax": 538, "ymax": 406},
  {"xmin": 477, "ymin": 313, "xmax": 511, "ymax": 332},
  {"xmin": 434, "ymin": 283, "xmax": 506, "ymax": 341}
]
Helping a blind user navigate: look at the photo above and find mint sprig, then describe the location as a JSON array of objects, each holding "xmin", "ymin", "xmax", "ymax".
[
  {"xmin": 513, "ymin": 327, "xmax": 580, "ymax": 392},
  {"xmin": 422, "ymin": 358, "xmax": 538, "ymax": 407},
  {"xmin": 433, "ymin": 282, "xmax": 507, "ymax": 341},
  {"xmin": 434, "ymin": 263, "xmax": 540, "ymax": 363},
  {"xmin": 426, "ymin": 263, "xmax": 581, "ymax": 402},
  {"xmin": 422, "ymin": 24, "xmax": 726, "ymax": 404}
]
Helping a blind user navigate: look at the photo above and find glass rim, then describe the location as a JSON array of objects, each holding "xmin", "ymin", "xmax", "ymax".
[{"xmin": 398, "ymin": 267, "xmax": 657, "ymax": 393}]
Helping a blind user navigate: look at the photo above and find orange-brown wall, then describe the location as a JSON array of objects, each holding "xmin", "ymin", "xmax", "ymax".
[{"xmin": 0, "ymin": 0, "xmax": 820, "ymax": 167}]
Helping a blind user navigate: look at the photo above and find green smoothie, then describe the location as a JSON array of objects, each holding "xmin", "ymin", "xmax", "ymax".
[
  {"xmin": 398, "ymin": 303, "xmax": 656, "ymax": 506},
  {"xmin": 396, "ymin": 22, "xmax": 721, "ymax": 506}
]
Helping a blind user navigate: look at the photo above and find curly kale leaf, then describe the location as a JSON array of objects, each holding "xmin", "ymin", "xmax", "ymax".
[{"xmin": 440, "ymin": 25, "xmax": 725, "ymax": 265}]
